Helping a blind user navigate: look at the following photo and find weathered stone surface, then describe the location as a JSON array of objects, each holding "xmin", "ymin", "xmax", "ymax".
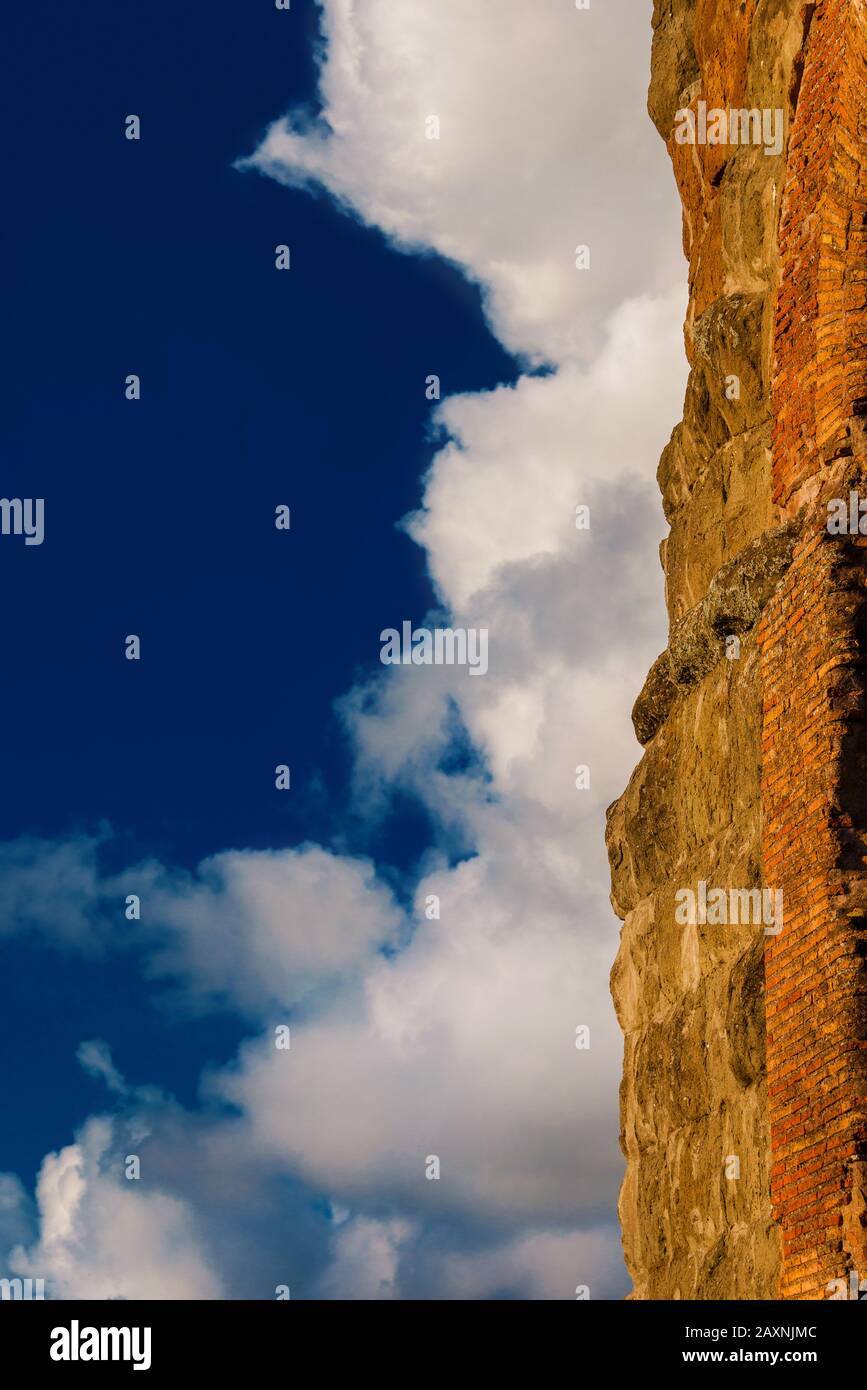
[
  {"xmin": 608, "ymin": 0, "xmax": 816, "ymax": 1300},
  {"xmin": 632, "ymin": 522, "xmax": 798, "ymax": 745},
  {"xmin": 613, "ymin": 0, "xmax": 867, "ymax": 1302},
  {"xmin": 609, "ymin": 635, "xmax": 780, "ymax": 1297}
]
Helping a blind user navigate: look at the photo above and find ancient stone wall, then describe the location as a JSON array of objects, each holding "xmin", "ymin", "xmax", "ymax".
[
  {"xmin": 760, "ymin": 0, "xmax": 867, "ymax": 1301},
  {"xmin": 608, "ymin": 0, "xmax": 867, "ymax": 1299}
]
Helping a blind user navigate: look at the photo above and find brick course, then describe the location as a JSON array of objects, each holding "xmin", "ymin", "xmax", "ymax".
[{"xmin": 760, "ymin": 0, "xmax": 867, "ymax": 1299}]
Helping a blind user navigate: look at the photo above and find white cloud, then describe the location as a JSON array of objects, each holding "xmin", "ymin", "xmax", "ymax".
[
  {"xmin": 144, "ymin": 845, "xmax": 404, "ymax": 1018},
  {"xmin": 10, "ymin": 1117, "xmax": 221, "ymax": 1300},
  {"xmin": 414, "ymin": 1223, "xmax": 625, "ymax": 1301},
  {"xmin": 406, "ymin": 292, "xmax": 684, "ymax": 612},
  {"xmin": 245, "ymin": 0, "xmax": 682, "ymax": 363},
  {"xmin": 313, "ymin": 1211, "xmax": 625, "ymax": 1299},
  {"xmin": 0, "ymin": 0, "xmax": 686, "ymax": 1298},
  {"xmin": 0, "ymin": 1173, "xmax": 35, "ymax": 1274},
  {"xmin": 216, "ymin": 869, "xmax": 623, "ymax": 1223},
  {"xmin": 316, "ymin": 1214, "xmax": 412, "ymax": 1300},
  {"xmin": 221, "ymin": 0, "xmax": 687, "ymax": 1279},
  {"xmin": 0, "ymin": 836, "xmax": 404, "ymax": 1021}
]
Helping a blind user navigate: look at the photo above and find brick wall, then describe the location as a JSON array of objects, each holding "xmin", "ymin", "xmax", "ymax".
[{"xmin": 760, "ymin": 0, "xmax": 867, "ymax": 1299}]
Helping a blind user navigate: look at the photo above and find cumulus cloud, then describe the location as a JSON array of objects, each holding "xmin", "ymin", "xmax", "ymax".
[
  {"xmin": 316, "ymin": 1214, "xmax": 412, "ymax": 1300},
  {"xmin": 0, "ymin": 836, "xmax": 403, "ymax": 1020},
  {"xmin": 244, "ymin": 0, "xmax": 682, "ymax": 363},
  {"xmin": 208, "ymin": 296, "xmax": 685, "ymax": 1243},
  {"xmin": 0, "ymin": 0, "xmax": 687, "ymax": 1298},
  {"xmin": 10, "ymin": 1117, "xmax": 221, "ymax": 1300},
  {"xmin": 0, "ymin": 1173, "xmax": 35, "ymax": 1276},
  {"xmin": 217, "ymin": 876, "xmax": 623, "ymax": 1225},
  {"xmin": 143, "ymin": 845, "xmax": 404, "ymax": 1018},
  {"xmin": 311, "ymin": 1210, "xmax": 626, "ymax": 1300},
  {"xmin": 405, "ymin": 293, "xmax": 684, "ymax": 613},
  {"xmin": 224, "ymin": 0, "xmax": 686, "ymax": 1290},
  {"xmin": 426, "ymin": 1223, "xmax": 625, "ymax": 1301}
]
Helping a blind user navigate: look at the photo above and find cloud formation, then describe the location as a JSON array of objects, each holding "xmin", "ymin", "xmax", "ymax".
[
  {"xmin": 246, "ymin": 0, "xmax": 682, "ymax": 363},
  {"xmin": 144, "ymin": 846, "xmax": 404, "ymax": 1019},
  {"xmin": 1, "ymin": 0, "xmax": 687, "ymax": 1298},
  {"xmin": 9, "ymin": 1116, "xmax": 220, "ymax": 1300}
]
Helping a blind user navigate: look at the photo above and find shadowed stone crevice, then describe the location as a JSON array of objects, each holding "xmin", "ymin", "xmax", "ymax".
[{"xmin": 632, "ymin": 520, "xmax": 799, "ymax": 745}]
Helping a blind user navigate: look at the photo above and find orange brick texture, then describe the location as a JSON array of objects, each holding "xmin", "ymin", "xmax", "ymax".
[{"xmin": 760, "ymin": 0, "xmax": 867, "ymax": 1299}]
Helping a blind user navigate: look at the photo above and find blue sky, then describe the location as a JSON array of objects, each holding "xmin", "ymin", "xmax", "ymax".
[
  {"xmin": 2, "ymin": 0, "xmax": 514, "ymax": 1168},
  {"xmin": 1, "ymin": 0, "xmax": 687, "ymax": 1299}
]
